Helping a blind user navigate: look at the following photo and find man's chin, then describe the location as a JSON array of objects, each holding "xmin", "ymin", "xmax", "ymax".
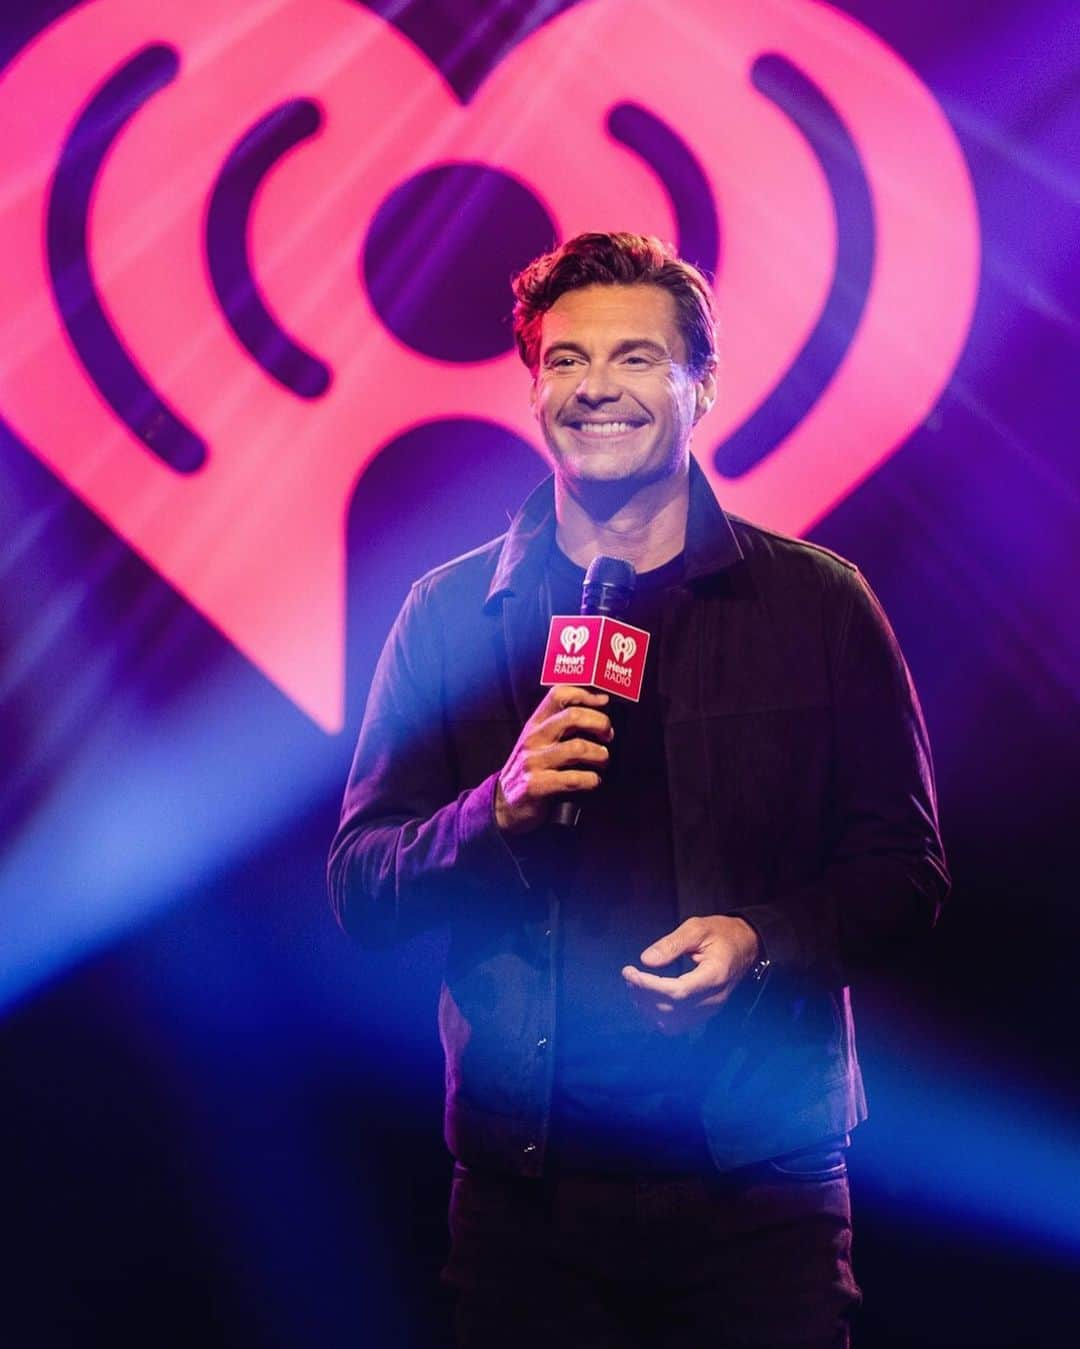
[
  {"xmin": 553, "ymin": 447, "xmax": 645, "ymax": 482},
  {"xmin": 565, "ymin": 461, "xmax": 633, "ymax": 483},
  {"xmin": 555, "ymin": 454, "xmax": 671, "ymax": 492}
]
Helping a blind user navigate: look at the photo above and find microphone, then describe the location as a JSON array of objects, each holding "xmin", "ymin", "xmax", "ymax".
[{"xmin": 552, "ymin": 555, "xmax": 637, "ymax": 828}]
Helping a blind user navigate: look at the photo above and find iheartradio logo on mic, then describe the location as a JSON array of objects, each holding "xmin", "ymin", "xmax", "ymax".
[{"xmin": 541, "ymin": 617, "xmax": 651, "ymax": 702}]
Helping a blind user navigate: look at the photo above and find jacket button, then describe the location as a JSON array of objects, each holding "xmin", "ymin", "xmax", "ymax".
[
  {"xmin": 536, "ymin": 1036, "xmax": 548, "ymax": 1049},
  {"xmin": 523, "ymin": 1142, "xmax": 537, "ymax": 1155},
  {"xmin": 543, "ymin": 929, "xmax": 551, "ymax": 939}
]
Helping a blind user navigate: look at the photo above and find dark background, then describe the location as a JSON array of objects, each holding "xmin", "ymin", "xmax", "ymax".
[{"xmin": 2, "ymin": 2, "xmax": 1078, "ymax": 1345}]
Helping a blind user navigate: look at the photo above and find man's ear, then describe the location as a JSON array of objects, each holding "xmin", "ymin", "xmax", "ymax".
[{"xmin": 693, "ymin": 362, "xmax": 718, "ymax": 422}]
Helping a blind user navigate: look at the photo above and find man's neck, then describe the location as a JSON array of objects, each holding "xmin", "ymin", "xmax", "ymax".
[{"xmin": 554, "ymin": 462, "xmax": 690, "ymax": 573}]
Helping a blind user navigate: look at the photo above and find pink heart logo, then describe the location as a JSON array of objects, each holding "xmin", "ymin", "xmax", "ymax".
[{"xmin": 0, "ymin": 0, "xmax": 979, "ymax": 731}]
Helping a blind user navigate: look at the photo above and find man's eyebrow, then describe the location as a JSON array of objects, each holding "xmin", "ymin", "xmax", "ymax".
[{"xmin": 541, "ymin": 338, "xmax": 672, "ymax": 361}]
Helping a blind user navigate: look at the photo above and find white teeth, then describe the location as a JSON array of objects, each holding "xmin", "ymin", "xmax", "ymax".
[{"xmin": 572, "ymin": 421, "xmax": 641, "ymax": 436}]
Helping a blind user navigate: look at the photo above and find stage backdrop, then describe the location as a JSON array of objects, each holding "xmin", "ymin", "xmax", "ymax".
[{"xmin": 2, "ymin": 2, "xmax": 1077, "ymax": 1345}]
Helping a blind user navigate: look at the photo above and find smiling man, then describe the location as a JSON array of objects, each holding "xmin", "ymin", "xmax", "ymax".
[
  {"xmin": 329, "ymin": 233, "xmax": 949, "ymax": 1348},
  {"xmin": 533, "ymin": 282, "xmax": 706, "ymax": 483}
]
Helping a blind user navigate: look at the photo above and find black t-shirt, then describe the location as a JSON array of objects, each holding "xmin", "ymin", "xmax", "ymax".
[{"xmin": 544, "ymin": 542, "xmax": 711, "ymax": 1173}]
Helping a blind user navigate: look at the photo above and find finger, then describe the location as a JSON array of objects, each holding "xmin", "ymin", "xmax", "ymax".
[
  {"xmin": 624, "ymin": 984, "xmax": 705, "ymax": 1036},
  {"xmin": 639, "ymin": 917, "xmax": 705, "ymax": 967},
  {"xmin": 625, "ymin": 984, "xmax": 674, "ymax": 1017},
  {"xmin": 622, "ymin": 962, "xmax": 724, "ymax": 1001},
  {"xmin": 540, "ymin": 737, "xmax": 611, "ymax": 770},
  {"xmin": 623, "ymin": 979, "xmax": 665, "ymax": 1018},
  {"xmin": 622, "ymin": 965, "xmax": 690, "ymax": 1000},
  {"xmin": 534, "ymin": 768, "xmax": 603, "ymax": 796},
  {"xmin": 541, "ymin": 685, "xmax": 610, "ymax": 718},
  {"xmin": 694, "ymin": 990, "xmax": 734, "ymax": 1009},
  {"xmin": 622, "ymin": 965, "xmax": 698, "ymax": 1002},
  {"xmin": 534, "ymin": 705, "xmax": 614, "ymax": 747},
  {"xmin": 636, "ymin": 987, "xmax": 734, "ymax": 1015}
]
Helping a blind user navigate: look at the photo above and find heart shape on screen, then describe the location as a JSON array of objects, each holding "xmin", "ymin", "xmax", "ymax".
[{"xmin": 0, "ymin": 0, "xmax": 979, "ymax": 730}]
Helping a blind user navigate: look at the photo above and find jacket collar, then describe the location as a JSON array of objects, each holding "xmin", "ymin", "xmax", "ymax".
[{"xmin": 484, "ymin": 455, "xmax": 743, "ymax": 609}]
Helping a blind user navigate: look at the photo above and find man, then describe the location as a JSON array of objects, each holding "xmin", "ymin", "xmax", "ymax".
[{"xmin": 328, "ymin": 232, "xmax": 948, "ymax": 1347}]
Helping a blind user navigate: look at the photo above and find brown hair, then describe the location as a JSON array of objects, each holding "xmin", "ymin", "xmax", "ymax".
[{"xmin": 511, "ymin": 232, "xmax": 717, "ymax": 377}]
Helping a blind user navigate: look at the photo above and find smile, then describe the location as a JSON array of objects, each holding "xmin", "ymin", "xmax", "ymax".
[{"xmin": 568, "ymin": 421, "xmax": 645, "ymax": 437}]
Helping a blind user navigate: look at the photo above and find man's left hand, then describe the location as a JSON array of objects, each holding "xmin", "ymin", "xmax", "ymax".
[{"xmin": 621, "ymin": 916, "xmax": 761, "ymax": 1036}]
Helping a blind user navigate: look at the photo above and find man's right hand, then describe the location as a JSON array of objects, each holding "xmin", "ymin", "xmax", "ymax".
[{"xmin": 494, "ymin": 685, "xmax": 614, "ymax": 834}]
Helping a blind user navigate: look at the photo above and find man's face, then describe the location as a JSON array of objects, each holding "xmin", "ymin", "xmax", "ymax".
[{"xmin": 531, "ymin": 283, "xmax": 714, "ymax": 490}]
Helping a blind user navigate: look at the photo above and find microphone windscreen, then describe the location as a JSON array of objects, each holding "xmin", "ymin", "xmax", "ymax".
[{"xmin": 582, "ymin": 555, "xmax": 637, "ymax": 617}]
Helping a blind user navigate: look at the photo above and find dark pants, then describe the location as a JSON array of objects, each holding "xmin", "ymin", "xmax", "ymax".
[{"xmin": 442, "ymin": 1142, "xmax": 862, "ymax": 1348}]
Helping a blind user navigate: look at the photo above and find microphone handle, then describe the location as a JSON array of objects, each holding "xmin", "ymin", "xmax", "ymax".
[
  {"xmin": 550, "ymin": 555, "xmax": 635, "ymax": 829},
  {"xmin": 551, "ymin": 682, "xmax": 618, "ymax": 829},
  {"xmin": 552, "ymin": 794, "xmax": 584, "ymax": 829}
]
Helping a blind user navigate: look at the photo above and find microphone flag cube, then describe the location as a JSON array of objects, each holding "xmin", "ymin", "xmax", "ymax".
[{"xmin": 541, "ymin": 615, "xmax": 651, "ymax": 703}]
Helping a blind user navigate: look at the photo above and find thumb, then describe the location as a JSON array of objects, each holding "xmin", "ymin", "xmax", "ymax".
[
  {"xmin": 640, "ymin": 918, "xmax": 703, "ymax": 966},
  {"xmin": 640, "ymin": 934, "xmax": 680, "ymax": 966}
]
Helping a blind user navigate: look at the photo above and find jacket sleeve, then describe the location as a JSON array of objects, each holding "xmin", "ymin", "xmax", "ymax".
[
  {"xmin": 327, "ymin": 581, "xmax": 531, "ymax": 947},
  {"xmin": 730, "ymin": 568, "xmax": 950, "ymax": 983}
]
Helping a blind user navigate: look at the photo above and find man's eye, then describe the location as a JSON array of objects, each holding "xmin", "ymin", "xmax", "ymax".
[{"xmin": 623, "ymin": 356, "xmax": 650, "ymax": 367}]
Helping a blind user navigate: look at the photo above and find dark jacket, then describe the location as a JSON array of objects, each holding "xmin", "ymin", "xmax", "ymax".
[{"xmin": 328, "ymin": 459, "xmax": 949, "ymax": 1176}]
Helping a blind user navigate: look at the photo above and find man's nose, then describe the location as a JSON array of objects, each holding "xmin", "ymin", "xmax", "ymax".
[{"xmin": 574, "ymin": 363, "xmax": 620, "ymax": 405}]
